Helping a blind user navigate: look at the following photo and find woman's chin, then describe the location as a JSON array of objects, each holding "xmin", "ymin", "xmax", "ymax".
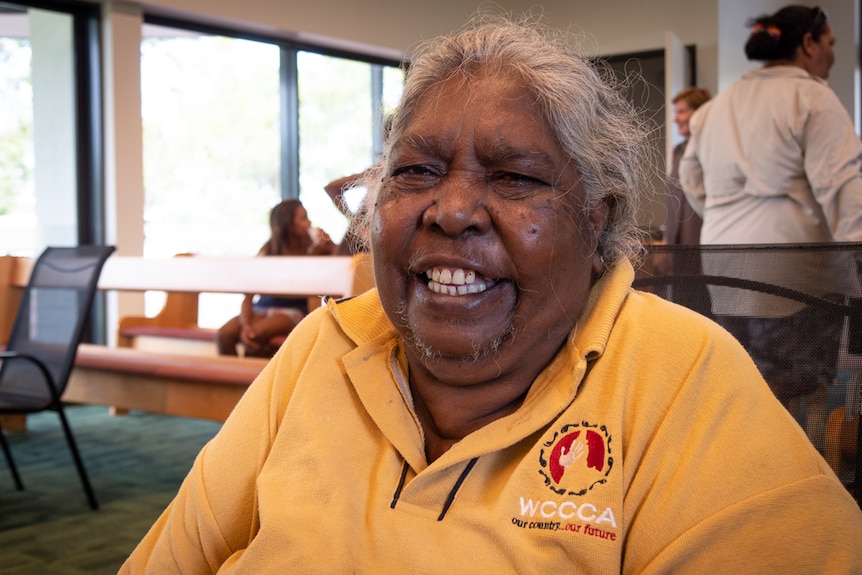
[{"xmin": 406, "ymin": 327, "xmax": 509, "ymax": 366}]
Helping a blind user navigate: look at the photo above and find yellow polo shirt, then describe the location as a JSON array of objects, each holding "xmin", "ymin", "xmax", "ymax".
[{"xmin": 122, "ymin": 259, "xmax": 862, "ymax": 574}]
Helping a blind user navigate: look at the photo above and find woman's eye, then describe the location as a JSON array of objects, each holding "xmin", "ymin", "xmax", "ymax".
[
  {"xmin": 496, "ymin": 173, "xmax": 538, "ymax": 183},
  {"xmin": 392, "ymin": 165, "xmax": 439, "ymax": 178},
  {"xmin": 387, "ymin": 165, "xmax": 443, "ymax": 192},
  {"xmin": 496, "ymin": 172, "xmax": 544, "ymax": 184},
  {"xmin": 490, "ymin": 172, "xmax": 551, "ymax": 195}
]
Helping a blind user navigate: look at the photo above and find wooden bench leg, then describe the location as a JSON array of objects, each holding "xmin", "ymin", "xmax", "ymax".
[{"xmin": 0, "ymin": 414, "xmax": 27, "ymax": 432}]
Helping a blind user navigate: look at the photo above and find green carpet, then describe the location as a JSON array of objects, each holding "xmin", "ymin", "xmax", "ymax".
[{"xmin": 0, "ymin": 405, "xmax": 222, "ymax": 574}]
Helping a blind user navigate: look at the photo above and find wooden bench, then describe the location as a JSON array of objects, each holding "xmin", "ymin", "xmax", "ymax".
[
  {"xmin": 112, "ymin": 253, "xmax": 371, "ymax": 354},
  {"xmin": 66, "ymin": 344, "xmax": 270, "ymax": 421},
  {"xmin": 0, "ymin": 252, "xmax": 374, "ymax": 425}
]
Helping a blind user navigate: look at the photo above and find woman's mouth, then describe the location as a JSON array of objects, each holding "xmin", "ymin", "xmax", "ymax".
[{"xmin": 424, "ymin": 266, "xmax": 497, "ymax": 295}]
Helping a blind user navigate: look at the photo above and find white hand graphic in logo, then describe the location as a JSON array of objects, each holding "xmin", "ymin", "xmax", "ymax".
[{"xmin": 558, "ymin": 436, "xmax": 586, "ymax": 468}]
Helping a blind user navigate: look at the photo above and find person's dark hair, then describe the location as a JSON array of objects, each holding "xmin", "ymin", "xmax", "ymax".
[
  {"xmin": 264, "ymin": 198, "xmax": 303, "ymax": 255},
  {"xmin": 361, "ymin": 12, "xmax": 654, "ymax": 266},
  {"xmin": 745, "ymin": 5, "xmax": 828, "ymax": 62}
]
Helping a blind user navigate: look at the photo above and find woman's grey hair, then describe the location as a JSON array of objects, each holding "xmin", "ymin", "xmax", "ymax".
[{"xmin": 358, "ymin": 12, "xmax": 653, "ymax": 266}]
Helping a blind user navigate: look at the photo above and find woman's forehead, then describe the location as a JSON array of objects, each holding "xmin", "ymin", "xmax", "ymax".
[{"xmin": 397, "ymin": 74, "xmax": 555, "ymax": 147}]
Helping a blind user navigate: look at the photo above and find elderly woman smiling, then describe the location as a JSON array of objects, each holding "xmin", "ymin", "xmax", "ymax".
[{"xmin": 122, "ymin": 13, "xmax": 862, "ymax": 574}]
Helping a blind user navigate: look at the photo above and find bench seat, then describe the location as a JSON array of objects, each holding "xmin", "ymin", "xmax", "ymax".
[
  {"xmin": 64, "ymin": 344, "xmax": 270, "ymax": 421},
  {"xmin": 117, "ymin": 325, "xmax": 287, "ymax": 356},
  {"xmin": 119, "ymin": 325, "xmax": 218, "ymax": 342},
  {"xmin": 119, "ymin": 325, "xmax": 219, "ymax": 355}
]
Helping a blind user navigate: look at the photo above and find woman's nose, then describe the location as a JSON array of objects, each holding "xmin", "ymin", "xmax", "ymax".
[{"xmin": 421, "ymin": 173, "xmax": 491, "ymax": 237}]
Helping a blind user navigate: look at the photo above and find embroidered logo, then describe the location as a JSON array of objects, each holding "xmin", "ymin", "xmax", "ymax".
[{"xmin": 539, "ymin": 421, "xmax": 613, "ymax": 496}]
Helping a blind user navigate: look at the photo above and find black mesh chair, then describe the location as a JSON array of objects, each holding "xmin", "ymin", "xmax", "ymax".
[
  {"xmin": 634, "ymin": 243, "xmax": 862, "ymax": 507},
  {"xmin": 0, "ymin": 245, "xmax": 115, "ymax": 510}
]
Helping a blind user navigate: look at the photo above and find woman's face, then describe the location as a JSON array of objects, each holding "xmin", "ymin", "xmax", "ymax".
[
  {"xmin": 673, "ymin": 99, "xmax": 695, "ymax": 139},
  {"xmin": 291, "ymin": 205, "xmax": 312, "ymax": 238},
  {"xmin": 807, "ymin": 22, "xmax": 836, "ymax": 80},
  {"xmin": 371, "ymin": 71, "xmax": 607, "ymax": 386}
]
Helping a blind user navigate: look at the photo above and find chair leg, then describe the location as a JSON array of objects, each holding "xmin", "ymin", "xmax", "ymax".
[
  {"xmin": 0, "ymin": 424, "xmax": 24, "ymax": 491},
  {"xmin": 55, "ymin": 408, "xmax": 99, "ymax": 510}
]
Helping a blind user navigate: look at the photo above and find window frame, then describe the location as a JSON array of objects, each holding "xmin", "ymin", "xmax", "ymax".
[
  {"xmin": 1, "ymin": 0, "xmax": 104, "ymax": 246},
  {"xmin": 143, "ymin": 13, "xmax": 404, "ymax": 202}
]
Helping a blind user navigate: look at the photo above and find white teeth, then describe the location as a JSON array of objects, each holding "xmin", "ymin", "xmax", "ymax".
[
  {"xmin": 428, "ymin": 279, "xmax": 487, "ymax": 295},
  {"xmin": 425, "ymin": 267, "xmax": 476, "ymax": 286},
  {"xmin": 424, "ymin": 266, "xmax": 489, "ymax": 295}
]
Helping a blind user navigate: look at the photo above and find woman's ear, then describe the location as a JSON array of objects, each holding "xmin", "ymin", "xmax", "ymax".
[
  {"xmin": 589, "ymin": 201, "xmax": 609, "ymax": 238},
  {"xmin": 589, "ymin": 201, "xmax": 609, "ymax": 274},
  {"xmin": 800, "ymin": 32, "xmax": 816, "ymax": 58}
]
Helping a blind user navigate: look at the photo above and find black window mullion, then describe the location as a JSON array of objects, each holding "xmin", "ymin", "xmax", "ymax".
[
  {"xmin": 74, "ymin": 6, "xmax": 103, "ymax": 247},
  {"xmin": 280, "ymin": 47, "xmax": 299, "ymax": 200},
  {"xmin": 75, "ymin": 6, "xmax": 106, "ymax": 345}
]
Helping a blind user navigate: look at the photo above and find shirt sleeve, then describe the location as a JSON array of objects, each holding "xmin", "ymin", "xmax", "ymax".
[
  {"xmin": 617, "ymin": 309, "xmax": 862, "ymax": 573},
  {"xmin": 678, "ymin": 108, "xmax": 707, "ymax": 217},
  {"xmin": 633, "ymin": 475, "xmax": 862, "ymax": 573},
  {"xmin": 118, "ymin": 335, "xmax": 304, "ymax": 573},
  {"xmin": 802, "ymin": 90, "xmax": 862, "ymax": 241}
]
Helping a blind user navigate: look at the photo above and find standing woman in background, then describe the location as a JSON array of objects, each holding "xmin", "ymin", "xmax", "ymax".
[
  {"xmin": 679, "ymin": 5, "xmax": 862, "ymax": 245},
  {"xmin": 658, "ymin": 87, "xmax": 713, "ymax": 316},
  {"xmin": 216, "ymin": 198, "xmax": 336, "ymax": 357},
  {"xmin": 663, "ymin": 87, "xmax": 710, "ymax": 246}
]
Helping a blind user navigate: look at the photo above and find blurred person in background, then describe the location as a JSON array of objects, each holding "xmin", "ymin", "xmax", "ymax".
[{"xmin": 216, "ymin": 199, "xmax": 336, "ymax": 357}]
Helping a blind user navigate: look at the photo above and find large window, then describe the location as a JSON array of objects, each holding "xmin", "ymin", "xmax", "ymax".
[
  {"xmin": 297, "ymin": 52, "xmax": 403, "ymax": 241},
  {"xmin": 141, "ymin": 26, "xmax": 282, "ymax": 258},
  {"xmin": 0, "ymin": 1, "xmax": 100, "ymax": 256},
  {"xmin": 141, "ymin": 20, "xmax": 403, "ymax": 261},
  {"xmin": 140, "ymin": 19, "xmax": 403, "ymax": 325},
  {"xmin": 0, "ymin": 28, "xmax": 33, "ymax": 254}
]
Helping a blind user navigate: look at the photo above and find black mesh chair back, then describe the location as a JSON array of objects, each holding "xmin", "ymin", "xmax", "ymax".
[
  {"xmin": 0, "ymin": 245, "xmax": 115, "ymax": 509},
  {"xmin": 634, "ymin": 242, "xmax": 862, "ymax": 507}
]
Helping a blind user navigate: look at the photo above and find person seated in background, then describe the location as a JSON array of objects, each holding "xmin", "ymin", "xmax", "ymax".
[
  {"xmin": 123, "ymin": 12, "xmax": 862, "ymax": 573},
  {"xmin": 216, "ymin": 198, "xmax": 335, "ymax": 357}
]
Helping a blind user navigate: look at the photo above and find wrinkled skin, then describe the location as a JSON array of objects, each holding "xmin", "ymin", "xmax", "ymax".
[{"xmin": 371, "ymin": 70, "xmax": 607, "ymax": 460}]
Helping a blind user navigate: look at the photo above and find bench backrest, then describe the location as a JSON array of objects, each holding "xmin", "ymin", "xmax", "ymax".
[
  {"xmin": 1, "ymin": 253, "xmax": 373, "ymax": 345},
  {"xmin": 4, "ymin": 254, "xmax": 364, "ymax": 292}
]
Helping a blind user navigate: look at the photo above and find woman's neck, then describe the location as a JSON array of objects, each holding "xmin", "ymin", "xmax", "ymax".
[
  {"xmin": 409, "ymin": 369, "xmax": 529, "ymax": 463},
  {"xmin": 763, "ymin": 57, "xmax": 803, "ymax": 71}
]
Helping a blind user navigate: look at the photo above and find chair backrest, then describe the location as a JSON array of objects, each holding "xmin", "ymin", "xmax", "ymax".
[
  {"xmin": 0, "ymin": 246, "xmax": 115, "ymax": 406},
  {"xmin": 633, "ymin": 242, "xmax": 862, "ymax": 505}
]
